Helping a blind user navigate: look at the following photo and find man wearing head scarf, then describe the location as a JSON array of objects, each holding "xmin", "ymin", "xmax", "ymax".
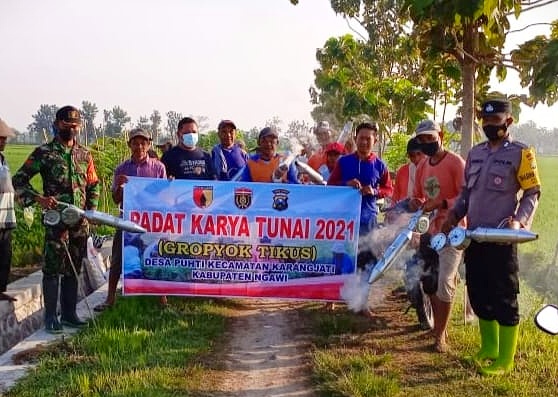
[
  {"xmin": 392, "ymin": 137, "xmax": 425, "ymax": 203},
  {"xmin": 308, "ymin": 121, "xmax": 333, "ymax": 172}
]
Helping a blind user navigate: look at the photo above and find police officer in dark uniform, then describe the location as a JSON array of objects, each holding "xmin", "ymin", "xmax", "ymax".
[
  {"xmin": 13, "ymin": 106, "xmax": 100, "ymax": 333},
  {"xmin": 443, "ymin": 99, "xmax": 541, "ymax": 375}
]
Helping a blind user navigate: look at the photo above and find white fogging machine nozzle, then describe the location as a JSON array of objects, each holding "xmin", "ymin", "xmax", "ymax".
[
  {"xmin": 277, "ymin": 152, "xmax": 297, "ymax": 173},
  {"xmin": 294, "ymin": 159, "xmax": 326, "ymax": 185},
  {"xmin": 341, "ymin": 209, "xmax": 426, "ymax": 313},
  {"xmin": 336, "ymin": 121, "xmax": 353, "ymax": 143},
  {"xmin": 45, "ymin": 202, "xmax": 147, "ymax": 234},
  {"xmin": 366, "ymin": 209, "xmax": 424, "ymax": 285},
  {"xmin": 440, "ymin": 226, "xmax": 539, "ymax": 250}
]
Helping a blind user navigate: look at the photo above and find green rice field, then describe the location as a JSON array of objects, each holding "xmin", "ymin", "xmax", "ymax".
[{"xmin": 3, "ymin": 144, "xmax": 558, "ymax": 275}]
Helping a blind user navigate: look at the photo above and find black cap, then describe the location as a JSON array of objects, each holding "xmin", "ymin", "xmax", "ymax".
[
  {"xmin": 55, "ymin": 106, "xmax": 81, "ymax": 123},
  {"xmin": 406, "ymin": 137, "xmax": 421, "ymax": 153},
  {"xmin": 480, "ymin": 100, "xmax": 511, "ymax": 117},
  {"xmin": 258, "ymin": 127, "xmax": 279, "ymax": 141}
]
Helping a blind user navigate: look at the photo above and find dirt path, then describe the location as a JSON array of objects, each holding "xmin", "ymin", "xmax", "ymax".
[
  {"xmin": 200, "ymin": 299, "xmax": 317, "ymax": 397},
  {"xmin": 193, "ymin": 276, "xmax": 471, "ymax": 396}
]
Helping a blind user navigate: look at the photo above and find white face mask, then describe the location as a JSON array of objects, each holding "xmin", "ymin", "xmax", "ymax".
[{"xmin": 182, "ymin": 133, "xmax": 198, "ymax": 147}]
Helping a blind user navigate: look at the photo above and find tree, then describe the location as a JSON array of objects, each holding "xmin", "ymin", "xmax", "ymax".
[
  {"xmin": 264, "ymin": 116, "xmax": 284, "ymax": 133},
  {"xmin": 292, "ymin": 0, "xmax": 558, "ymax": 158},
  {"xmin": 135, "ymin": 115, "xmax": 151, "ymax": 131},
  {"xmin": 195, "ymin": 115, "xmax": 210, "ymax": 133},
  {"xmin": 511, "ymin": 21, "xmax": 558, "ymax": 105},
  {"xmin": 165, "ymin": 111, "xmax": 183, "ymax": 141},
  {"xmin": 404, "ymin": 0, "xmax": 558, "ymax": 156},
  {"xmin": 80, "ymin": 100, "xmax": 98, "ymax": 145},
  {"xmin": 149, "ymin": 110, "xmax": 162, "ymax": 143},
  {"xmin": 292, "ymin": 0, "xmax": 441, "ymax": 157},
  {"xmin": 310, "ymin": 32, "xmax": 431, "ymax": 155},
  {"xmin": 28, "ymin": 104, "xmax": 58, "ymax": 143},
  {"xmin": 102, "ymin": 106, "xmax": 131, "ymax": 138}
]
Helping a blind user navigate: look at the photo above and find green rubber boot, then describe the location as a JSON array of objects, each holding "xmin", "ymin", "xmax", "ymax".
[
  {"xmin": 474, "ymin": 318, "xmax": 499, "ymax": 364},
  {"xmin": 480, "ymin": 324, "xmax": 519, "ymax": 376}
]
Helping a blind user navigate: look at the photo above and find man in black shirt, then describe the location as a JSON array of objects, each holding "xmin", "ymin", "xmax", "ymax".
[{"xmin": 161, "ymin": 117, "xmax": 217, "ymax": 180}]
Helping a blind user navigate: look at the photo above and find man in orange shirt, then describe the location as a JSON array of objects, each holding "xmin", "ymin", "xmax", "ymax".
[
  {"xmin": 307, "ymin": 121, "xmax": 333, "ymax": 171},
  {"xmin": 409, "ymin": 120, "xmax": 465, "ymax": 353},
  {"xmin": 392, "ymin": 137, "xmax": 425, "ymax": 203}
]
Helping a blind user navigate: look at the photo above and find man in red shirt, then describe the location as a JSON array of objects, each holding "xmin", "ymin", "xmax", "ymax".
[{"xmin": 409, "ymin": 120, "xmax": 465, "ymax": 353}]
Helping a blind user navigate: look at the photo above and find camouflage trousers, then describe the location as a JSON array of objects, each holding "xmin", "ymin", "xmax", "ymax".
[{"xmin": 43, "ymin": 221, "xmax": 89, "ymax": 276}]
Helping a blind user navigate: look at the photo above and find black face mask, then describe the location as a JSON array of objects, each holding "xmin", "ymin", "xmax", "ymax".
[
  {"xmin": 57, "ymin": 128, "xmax": 75, "ymax": 142},
  {"xmin": 420, "ymin": 141, "xmax": 439, "ymax": 157},
  {"xmin": 483, "ymin": 124, "xmax": 507, "ymax": 141}
]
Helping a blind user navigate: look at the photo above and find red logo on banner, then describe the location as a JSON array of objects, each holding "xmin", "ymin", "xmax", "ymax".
[{"xmin": 193, "ymin": 186, "xmax": 213, "ymax": 208}]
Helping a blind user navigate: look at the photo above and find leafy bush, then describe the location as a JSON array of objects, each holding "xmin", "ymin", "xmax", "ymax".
[{"xmin": 12, "ymin": 205, "xmax": 44, "ymax": 266}]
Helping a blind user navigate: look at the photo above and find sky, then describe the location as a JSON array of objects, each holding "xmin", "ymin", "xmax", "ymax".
[{"xmin": 1, "ymin": 0, "xmax": 557, "ymax": 134}]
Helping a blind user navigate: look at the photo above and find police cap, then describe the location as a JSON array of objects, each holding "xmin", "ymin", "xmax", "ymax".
[{"xmin": 480, "ymin": 100, "xmax": 511, "ymax": 117}]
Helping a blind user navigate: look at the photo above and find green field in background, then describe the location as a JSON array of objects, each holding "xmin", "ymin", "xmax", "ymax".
[
  {"xmin": 4, "ymin": 143, "xmax": 557, "ymax": 262},
  {"xmin": 4, "ymin": 144, "xmax": 41, "ymax": 191},
  {"xmin": 3, "ymin": 144, "xmax": 34, "ymax": 170}
]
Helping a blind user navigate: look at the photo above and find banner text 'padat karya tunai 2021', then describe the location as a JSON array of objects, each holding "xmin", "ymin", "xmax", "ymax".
[{"xmin": 122, "ymin": 177, "xmax": 361, "ymax": 300}]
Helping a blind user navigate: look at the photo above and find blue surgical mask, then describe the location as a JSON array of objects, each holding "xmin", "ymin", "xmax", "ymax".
[{"xmin": 182, "ymin": 133, "xmax": 198, "ymax": 147}]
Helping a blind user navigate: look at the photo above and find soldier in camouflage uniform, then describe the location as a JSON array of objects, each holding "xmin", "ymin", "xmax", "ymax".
[{"xmin": 13, "ymin": 106, "xmax": 100, "ymax": 333}]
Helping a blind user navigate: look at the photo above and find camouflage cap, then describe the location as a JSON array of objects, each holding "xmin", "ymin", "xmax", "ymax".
[{"xmin": 55, "ymin": 106, "xmax": 82, "ymax": 124}]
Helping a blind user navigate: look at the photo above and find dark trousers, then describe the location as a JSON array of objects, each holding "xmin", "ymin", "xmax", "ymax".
[
  {"xmin": 0, "ymin": 229, "xmax": 13, "ymax": 292},
  {"xmin": 109, "ymin": 229, "xmax": 123, "ymax": 277},
  {"xmin": 465, "ymin": 241, "xmax": 520, "ymax": 326}
]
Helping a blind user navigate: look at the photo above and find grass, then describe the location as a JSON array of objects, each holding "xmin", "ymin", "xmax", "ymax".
[
  {"xmin": 3, "ymin": 144, "xmax": 41, "ymax": 191},
  {"xmin": 517, "ymin": 156, "xmax": 558, "ymax": 302},
  {"xmin": 307, "ymin": 283, "xmax": 558, "ymax": 397},
  {"xmin": 305, "ymin": 156, "xmax": 558, "ymax": 397},
  {"xmin": 5, "ymin": 296, "xmax": 227, "ymax": 397},
  {"xmin": 3, "ymin": 148, "xmax": 558, "ymax": 396},
  {"xmin": 521, "ymin": 156, "xmax": 558, "ymax": 260},
  {"xmin": 3, "ymin": 144, "xmax": 34, "ymax": 171}
]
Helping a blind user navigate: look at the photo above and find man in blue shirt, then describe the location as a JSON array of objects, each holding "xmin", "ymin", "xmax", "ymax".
[{"xmin": 211, "ymin": 120, "xmax": 248, "ymax": 181}]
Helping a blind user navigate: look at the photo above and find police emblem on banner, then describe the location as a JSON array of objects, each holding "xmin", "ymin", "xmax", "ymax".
[
  {"xmin": 272, "ymin": 189, "xmax": 290, "ymax": 211},
  {"xmin": 193, "ymin": 186, "xmax": 213, "ymax": 208},
  {"xmin": 234, "ymin": 187, "xmax": 252, "ymax": 210}
]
